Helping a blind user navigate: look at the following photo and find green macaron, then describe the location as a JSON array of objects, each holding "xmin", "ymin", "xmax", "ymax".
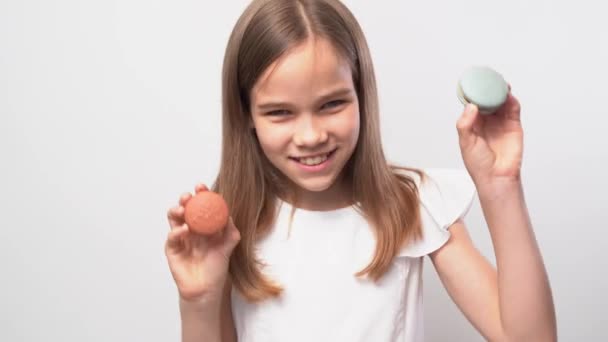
[{"xmin": 457, "ymin": 66, "xmax": 509, "ymax": 114}]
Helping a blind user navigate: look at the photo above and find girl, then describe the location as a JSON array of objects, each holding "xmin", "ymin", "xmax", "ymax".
[{"xmin": 165, "ymin": 0, "xmax": 557, "ymax": 341}]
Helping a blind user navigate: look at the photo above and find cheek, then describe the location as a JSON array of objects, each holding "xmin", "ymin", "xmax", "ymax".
[
  {"xmin": 254, "ymin": 122, "xmax": 290, "ymax": 156},
  {"xmin": 350, "ymin": 113, "xmax": 361, "ymax": 140},
  {"xmin": 335, "ymin": 108, "xmax": 360, "ymax": 143}
]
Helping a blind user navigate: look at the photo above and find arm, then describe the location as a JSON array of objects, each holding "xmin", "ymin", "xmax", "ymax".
[
  {"xmin": 166, "ymin": 185, "xmax": 241, "ymax": 342},
  {"xmin": 179, "ymin": 279, "xmax": 236, "ymax": 342},
  {"xmin": 220, "ymin": 279, "xmax": 237, "ymax": 342},
  {"xmin": 479, "ymin": 181, "xmax": 556, "ymax": 340},
  {"xmin": 438, "ymin": 86, "xmax": 557, "ymax": 340},
  {"xmin": 179, "ymin": 297, "xmax": 222, "ymax": 342},
  {"xmin": 430, "ymin": 181, "xmax": 557, "ymax": 341},
  {"xmin": 429, "ymin": 221, "xmax": 503, "ymax": 341}
]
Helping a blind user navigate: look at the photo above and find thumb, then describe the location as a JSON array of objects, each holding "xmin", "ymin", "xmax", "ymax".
[
  {"xmin": 221, "ymin": 217, "xmax": 241, "ymax": 255},
  {"xmin": 456, "ymin": 103, "xmax": 480, "ymax": 149}
]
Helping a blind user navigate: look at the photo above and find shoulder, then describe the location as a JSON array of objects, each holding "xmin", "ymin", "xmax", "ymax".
[{"xmin": 396, "ymin": 167, "xmax": 477, "ymax": 257}]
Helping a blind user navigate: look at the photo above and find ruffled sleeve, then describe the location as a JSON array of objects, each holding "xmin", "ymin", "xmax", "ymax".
[{"xmin": 398, "ymin": 168, "xmax": 477, "ymax": 257}]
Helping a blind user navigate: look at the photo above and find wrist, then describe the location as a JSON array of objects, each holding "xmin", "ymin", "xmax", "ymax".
[
  {"xmin": 180, "ymin": 292, "xmax": 221, "ymax": 306},
  {"xmin": 179, "ymin": 293, "xmax": 223, "ymax": 316},
  {"xmin": 476, "ymin": 177, "xmax": 524, "ymax": 202}
]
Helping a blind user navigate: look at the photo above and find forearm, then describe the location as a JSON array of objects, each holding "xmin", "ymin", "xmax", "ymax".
[
  {"xmin": 179, "ymin": 297, "xmax": 222, "ymax": 342},
  {"xmin": 478, "ymin": 180, "xmax": 557, "ymax": 341}
]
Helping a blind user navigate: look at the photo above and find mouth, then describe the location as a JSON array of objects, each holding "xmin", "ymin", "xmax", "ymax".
[{"xmin": 289, "ymin": 148, "xmax": 337, "ymax": 166}]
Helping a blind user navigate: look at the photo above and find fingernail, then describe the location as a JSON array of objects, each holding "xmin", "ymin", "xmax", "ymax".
[{"xmin": 465, "ymin": 104, "xmax": 473, "ymax": 114}]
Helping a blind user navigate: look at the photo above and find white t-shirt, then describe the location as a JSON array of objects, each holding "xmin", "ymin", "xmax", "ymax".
[{"xmin": 231, "ymin": 168, "xmax": 476, "ymax": 341}]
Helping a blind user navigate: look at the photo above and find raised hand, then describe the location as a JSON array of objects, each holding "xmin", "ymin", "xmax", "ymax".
[
  {"xmin": 456, "ymin": 87, "xmax": 524, "ymax": 187},
  {"xmin": 165, "ymin": 184, "xmax": 241, "ymax": 303}
]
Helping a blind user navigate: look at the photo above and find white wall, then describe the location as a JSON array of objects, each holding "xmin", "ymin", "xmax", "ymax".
[{"xmin": 1, "ymin": 0, "xmax": 606, "ymax": 341}]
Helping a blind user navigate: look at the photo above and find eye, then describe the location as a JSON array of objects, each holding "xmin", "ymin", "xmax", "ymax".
[
  {"xmin": 322, "ymin": 99, "xmax": 346, "ymax": 110},
  {"xmin": 266, "ymin": 109, "xmax": 290, "ymax": 116}
]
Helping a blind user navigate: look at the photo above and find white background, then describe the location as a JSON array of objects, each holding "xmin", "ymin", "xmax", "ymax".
[{"xmin": 1, "ymin": 0, "xmax": 607, "ymax": 341}]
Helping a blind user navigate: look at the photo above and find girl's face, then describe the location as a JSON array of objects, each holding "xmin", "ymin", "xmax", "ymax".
[{"xmin": 250, "ymin": 38, "xmax": 360, "ymax": 206}]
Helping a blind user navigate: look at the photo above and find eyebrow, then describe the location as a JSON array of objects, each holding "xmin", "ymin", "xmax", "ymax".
[{"xmin": 256, "ymin": 87, "xmax": 354, "ymax": 110}]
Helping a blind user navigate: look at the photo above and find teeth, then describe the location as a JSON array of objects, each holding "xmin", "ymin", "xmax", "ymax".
[{"xmin": 298, "ymin": 153, "xmax": 329, "ymax": 166}]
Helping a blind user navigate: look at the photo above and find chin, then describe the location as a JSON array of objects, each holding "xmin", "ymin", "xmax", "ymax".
[
  {"xmin": 296, "ymin": 181, "xmax": 333, "ymax": 193},
  {"xmin": 290, "ymin": 175, "xmax": 337, "ymax": 193}
]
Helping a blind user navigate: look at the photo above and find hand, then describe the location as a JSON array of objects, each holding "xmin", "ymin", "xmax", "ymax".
[
  {"xmin": 456, "ymin": 86, "xmax": 524, "ymax": 187},
  {"xmin": 164, "ymin": 184, "xmax": 241, "ymax": 303}
]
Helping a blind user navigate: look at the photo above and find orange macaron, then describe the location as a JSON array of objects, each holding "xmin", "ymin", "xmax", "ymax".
[{"xmin": 184, "ymin": 191, "xmax": 229, "ymax": 235}]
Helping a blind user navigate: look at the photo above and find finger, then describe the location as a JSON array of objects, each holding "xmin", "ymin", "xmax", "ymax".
[
  {"xmin": 456, "ymin": 103, "xmax": 481, "ymax": 150},
  {"xmin": 179, "ymin": 192, "xmax": 192, "ymax": 207},
  {"xmin": 166, "ymin": 224, "xmax": 189, "ymax": 251},
  {"xmin": 502, "ymin": 93, "xmax": 521, "ymax": 121},
  {"xmin": 195, "ymin": 183, "xmax": 209, "ymax": 194},
  {"xmin": 221, "ymin": 217, "xmax": 241, "ymax": 255},
  {"xmin": 167, "ymin": 205, "xmax": 185, "ymax": 230}
]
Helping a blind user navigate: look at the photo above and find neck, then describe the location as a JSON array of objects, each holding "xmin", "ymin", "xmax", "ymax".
[{"xmin": 284, "ymin": 175, "xmax": 353, "ymax": 211}]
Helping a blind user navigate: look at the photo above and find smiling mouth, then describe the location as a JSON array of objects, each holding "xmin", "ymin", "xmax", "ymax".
[{"xmin": 290, "ymin": 148, "xmax": 337, "ymax": 166}]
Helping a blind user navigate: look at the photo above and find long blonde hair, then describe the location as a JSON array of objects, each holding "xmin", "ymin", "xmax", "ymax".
[{"xmin": 212, "ymin": 0, "xmax": 425, "ymax": 302}]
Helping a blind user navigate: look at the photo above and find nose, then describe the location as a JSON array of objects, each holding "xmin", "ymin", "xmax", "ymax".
[{"xmin": 292, "ymin": 113, "xmax": 328, "ymax": 147}]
